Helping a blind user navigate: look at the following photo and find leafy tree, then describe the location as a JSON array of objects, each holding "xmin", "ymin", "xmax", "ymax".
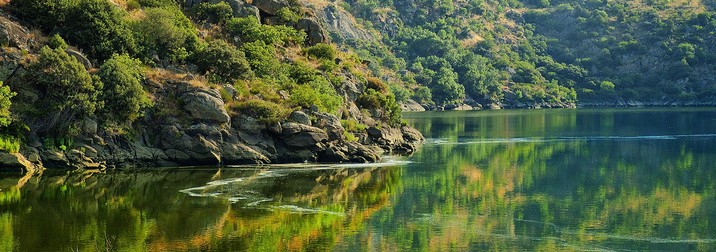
[
  {"xmin": 430, "ymin": 67, "xmax": 465, "ymax": 105},
  {"xmin": 191, "ymin": 2, "xmax": 233, "ymax": 24},
  {"xmin": 61, "ymin": 0, "xmax": 138, "ymax": 61},
  {"xmin": 98, "ymin": 54, "xmax": 150, "ymax": 124},
  {"xmin": 192, "ymin": 40, "xmax": 253, "ymax": 83},
  {"xmin": 132, "ymin": 7, "xmax": 199, "ymax": 63},
  {"xmin": 26, "ymin": 46, "xmax": 100, "ymax": 134}
]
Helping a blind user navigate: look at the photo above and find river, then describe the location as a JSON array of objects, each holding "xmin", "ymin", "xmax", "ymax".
[{"xmin": 2, "ymin": 108, "xmax": 716, "ymax": 251}]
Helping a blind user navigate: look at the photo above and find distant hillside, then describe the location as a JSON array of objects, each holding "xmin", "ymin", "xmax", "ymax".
[{"xmin": 330, "ymin": 0, "xmax": 716, "ymax": 108}]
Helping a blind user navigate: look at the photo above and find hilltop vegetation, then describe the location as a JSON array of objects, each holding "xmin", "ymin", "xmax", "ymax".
[
  {"xmin": 0, "ymin": 0, "xmax": 422, "ymax": 169},
  {"xmin": 334, "ymin": 0, "xmax": 716, "ymax": 108}
]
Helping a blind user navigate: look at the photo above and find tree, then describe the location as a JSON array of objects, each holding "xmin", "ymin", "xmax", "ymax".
[
  {"xmin": 192, "ymin": 40, "xmax": 253, "ymax": 83},
  {"xmin": 62, "ymin": 0, "xmax": 138, "ymax": 61},
  {"xmin": 132, "ymin": 7, "xmax": 199, "ymax": 63},
  {"xmin": 430, "ymin": 67, "xmax": 465, "ymax": 105},
  {"xmin": 26, "ymin": 46, "xmax": 100, "ymax": 134},
  {"xmin": 98, "ymin": 54, "xmax": 149, "ymax": 124}
]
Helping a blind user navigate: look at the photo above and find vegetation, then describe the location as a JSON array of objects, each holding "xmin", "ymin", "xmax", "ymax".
[
  {"xmin": 192, "ymin": 40, "xmax": 253, "ymax": 83},
  {"xmin": 25, "ymin": 46, "xmax": 99, "ymax": 134},
  {"xmin": 98, "ymin": 54, "xmax": 150, "ymax": 124}
]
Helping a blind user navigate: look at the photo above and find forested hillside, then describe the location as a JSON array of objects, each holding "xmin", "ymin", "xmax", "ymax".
[
  {"xmin": 334, "ymin": 0, "xmax": 716, "ymax": 108},
  {"xmin": 0, "ymin": 0, "xmax": 423, "ymax": 169}
]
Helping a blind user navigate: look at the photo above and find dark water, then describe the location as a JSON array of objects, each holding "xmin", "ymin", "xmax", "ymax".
[{"xmin": 2, "ymin": 108, "xmax": 716, "ymax": 251}]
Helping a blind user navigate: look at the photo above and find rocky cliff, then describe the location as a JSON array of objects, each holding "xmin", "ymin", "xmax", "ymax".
[{"xmin": 0, "ymin": 11, "xmax": 423, "ymax": 171}]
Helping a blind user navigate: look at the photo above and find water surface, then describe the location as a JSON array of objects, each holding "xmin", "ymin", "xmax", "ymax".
[{"xmin": 2, "ymin": 108, "xmax": 716, "ymax": 251}]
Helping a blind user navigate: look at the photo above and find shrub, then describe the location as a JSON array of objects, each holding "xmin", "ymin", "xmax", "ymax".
[
  {"xmin": 0, "ymin": 81, "xmax": 15, "ymax": 128},
  {"xmin": 290, "ymin": 78, "xmax": 342, "ymax": 113},
  {"xmin": 305, "ymin": 43, "xmax": 337, "ymax": 60},
  {"xmin": 62, "ymin": 0, "xmax": 138, "ymax": 61},
  {"xmin": 27, "ymin": 46, "xmax": 100, "ymax": 133},
  {"xmin": 98, "ymin": 54, "xmax": 151, "ymax": 124},
  {"xmin": 357, "ymin": 89, "xmax": 402, "ymax": 126},
  {"xmin": 8, "ymin": 0, "xmax": 73, "ymax": 32},
  {"xmin": 277, "ymin": 8, "xmax": 301, "ymax": 24},
  {"xmin": 131, "ymin": 7, "xmax": 199, "ymax": 63},
  {"xmin": 412, "ymin": 86, "xmax": 432, "ymax": 104},
  {"xmin": 226, "ymin": 17, "xmax": 306, "ymax": 46},
  {"xmin": 365, "ymin": 77, "xmax": 389, "ymax": 92},
  {"xmin": 46, "ymin": 34, "xmax": 68, "ymax": 50},
  {"xmin": 240, "ymin": 41, "xmax": 281, "ymax": 77},
  {"xmin": 192, "ymin": 2, "xmax": 233, "ymax": 24},
  {"xmin": 341, "ymin": 118, "xmax": 367, "ymax": 132},
  {"xmin": 230, "ymin": 99, "xmax": 288, "ymax": 123},
  {"xmin": 192, "ymin": 40, "xmax": 253, "ymax": 83}
]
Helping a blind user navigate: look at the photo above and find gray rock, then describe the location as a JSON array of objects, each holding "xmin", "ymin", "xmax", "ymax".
[
  {"xmin": 0, "ymin": 153, "xmax": 34, "ymax": 172},
  {"xmin": 401, "ymin": 126, "xmax": 424, "ymax": 142},
  {"xmin": 66, "ymin": 49, "xmax": 92, "ymax": 69},
  {"xmin": 400, "ymin": 99, "xmax": 426, "ymax": 112},
  {"xmin": 297, "ymin": 18, "xmax": 328, "ymax": 45},
  {"xmin": 281, "ymin": 122, "xmax": 328, "ymax": 149},
  {"xmin": 321, "ymin": 5, "xmax": 374, "ymax": 41},
  {"xmin": 220, "ymin": 142, "xmax": 270, "ymax": 164},
  {"xmin": 209, "ymin": 0, "xmax": 261, "ymax": 20},
  {"xmin": 313, "ymin": 112, "xmax": 345, "ymax": 140},
  {"xmin": 181, "ymin": 90, "xmax": 230, "ymax": 123},
  {"xmin": 0, "ymin": 16, "xmax": 31, "ymax": 49},
  {"xmin": 289, "ymin": 110, "xmax": 312, "ymax": 125},
  {"xmin": 252, "ymin": 0, "xmax": 290, "ymax": 15}
]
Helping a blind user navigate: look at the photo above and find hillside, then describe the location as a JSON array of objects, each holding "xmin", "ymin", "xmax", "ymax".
[
  {"xmin": 331, "ymin": 0, "xmax": 716, "ymax": 108},
  {"xmin": 0, "ymin": 0, "xmax": 423, "ymax": 170}
]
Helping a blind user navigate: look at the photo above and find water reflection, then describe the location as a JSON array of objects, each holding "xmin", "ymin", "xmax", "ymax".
[
  {"xmin": 3, "ymin": 108, "xmax": 716, "ymax": 251},
  {"xmin": 0, "ymin": 163, "xmax": 404, "ymax": 251},
  {"xmin": 339, "ymin": 108, "xmax": 716, "ymax": 251}
]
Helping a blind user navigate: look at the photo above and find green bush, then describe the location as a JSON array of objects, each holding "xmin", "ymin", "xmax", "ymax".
[
  {"xmin": 0, "ymin": 82, "xmax": 15, "ymax": 128},
  {"xmin": 240, "ymin": 41, "xmax": 282, "ymax": 77},
  {"xmin": 290, "ymin": 78, "xmax": 342, "ymax": 113},
  {"xmin": 46, "ymin": 34, "xmax": 68, "ymax": 50},
  {"xmin": 191, "ymin": 2, "xmax": 233, "ymax": 24},
  {"xmin": 341, "ymin": 118, "xmax": 367, "ymax": 132},
  {"xmin": 277, "ymin": 8, "xmax": 301, "ymax": 24},
  {"xmin": 226, "ymin": 17, "xmax": 306, "ymax": 46},
  {"xmin": 192, "ymin": 40, "xmax": 253, "ymax": 83},
  {"xmin": 305, "ymin": 43, "xmax": 337, "ymax": 60},
  {"xmin": 98, "ymin": 54, "xmax": 150, "ymax": 124},
  {"xmin": 131, "ymin": 7, "xmax": 199, "ymax": 63},
  {"xmin": 412, "ymin": 86, "xmax": 433, "ymax": 104},
  {"xmin": 27, "ymin": 46, "xmax": 100, "ymax": 133},
  {"xmin": 9, "ymin": 0, "xmax": 73, "ymax": 32},
  {"xmin": 0, "ymin": 135, "xmax": 21, "ymax": 153},
  {"xmin": 62, "ymin": 0, "xmax": 138, "ymax": 61},
  {"xmin": 357, "ymin": 89, "xmax": 402, "ymax": 126},
  {"xmin": 230, "ymin": 99, "xmax": 288, "ymax": 123}
]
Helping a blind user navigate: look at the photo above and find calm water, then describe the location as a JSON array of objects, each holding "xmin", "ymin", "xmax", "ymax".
[{"xmin": 2, "ymin": 108, "xmax": 716, "ymax": 251}]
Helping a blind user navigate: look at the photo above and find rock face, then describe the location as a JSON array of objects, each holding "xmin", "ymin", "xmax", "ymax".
[
  {"xmin": 252, "ymin": 0, "xmax": 290, "ymax": 15},
  {"xmin": 0, "ymin": 14, "xmax": 424, "ymax": 170},
  {"xmin": 299, "ymin": 3, "xmax": 374, "ymax": 43},
  {"xmin": 297, "ymin": 18, "xmax": 329, "ymax": 45},
  {"xmin": 180, "ymin": 89, "xmax": 231, "ymax": 123}
]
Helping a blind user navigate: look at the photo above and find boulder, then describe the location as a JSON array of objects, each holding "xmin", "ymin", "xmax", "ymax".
[
  {"xmin": 400, "ymin": 99, "xmax": 426, "ymax": 112},
  {"xmin": 297, "ymin": 18, "xmax": 328, "ymax": 45},
  {"xmin": 65, "ymin": 49, "xmax": 92, "ymax": 69},
  {"xmin": 252, "ymin": 0, "xmax": 290, "ymax": 15},
  {"xmin": 289, "ymin": 110, "xmax": 312, "ymax": 125},
  {"xmin": 0, "ymin": 153, "xmax": 35, "ymax": 172},
  {"xmin": 280, "ymin": 122, "xmax": 328, "ymax": 149},
  {"xmin": 321, "ymin": 5, "xmax": 374, "ymax": 41},
  {"xmin": 401, "ymin": 126, "xmax": 424, "ymax": 142},
  {"xmin": 209, "ymin": 0, "xmax": 261, "ymax": 20},
  {"xmin": 313, "ymin": 112, "xmax": 345, "ymax": 140},
  {"xmin": 0, "ymin": 16, "xmax": 31, "ymax": 49},
  {"xmin": 220, "ymin": 142, "xmax": 270, "ymax": 164},
  {"xmin": 181, "ymin": 90, "xmax": 230, "ymax": 123}
]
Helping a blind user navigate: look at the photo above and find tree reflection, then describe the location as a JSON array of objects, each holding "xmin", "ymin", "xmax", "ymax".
[{"xmin": 0, "ymin": 165, "xmax": 403, "ymax": 251}]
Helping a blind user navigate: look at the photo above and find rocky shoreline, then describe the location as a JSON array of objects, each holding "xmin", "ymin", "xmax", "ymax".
[
  {"xmin": 1, "ymin": 80, "xmax": 424, "ymax": 172},
  {"xmin": 401, "ymin": 98, "xmax": 716, "ymax": 112}
]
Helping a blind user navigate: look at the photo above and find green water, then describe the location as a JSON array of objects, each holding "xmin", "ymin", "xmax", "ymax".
[{"xmin": 2, "ymin": 108, "xmax": 716, "ymax": 251}]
